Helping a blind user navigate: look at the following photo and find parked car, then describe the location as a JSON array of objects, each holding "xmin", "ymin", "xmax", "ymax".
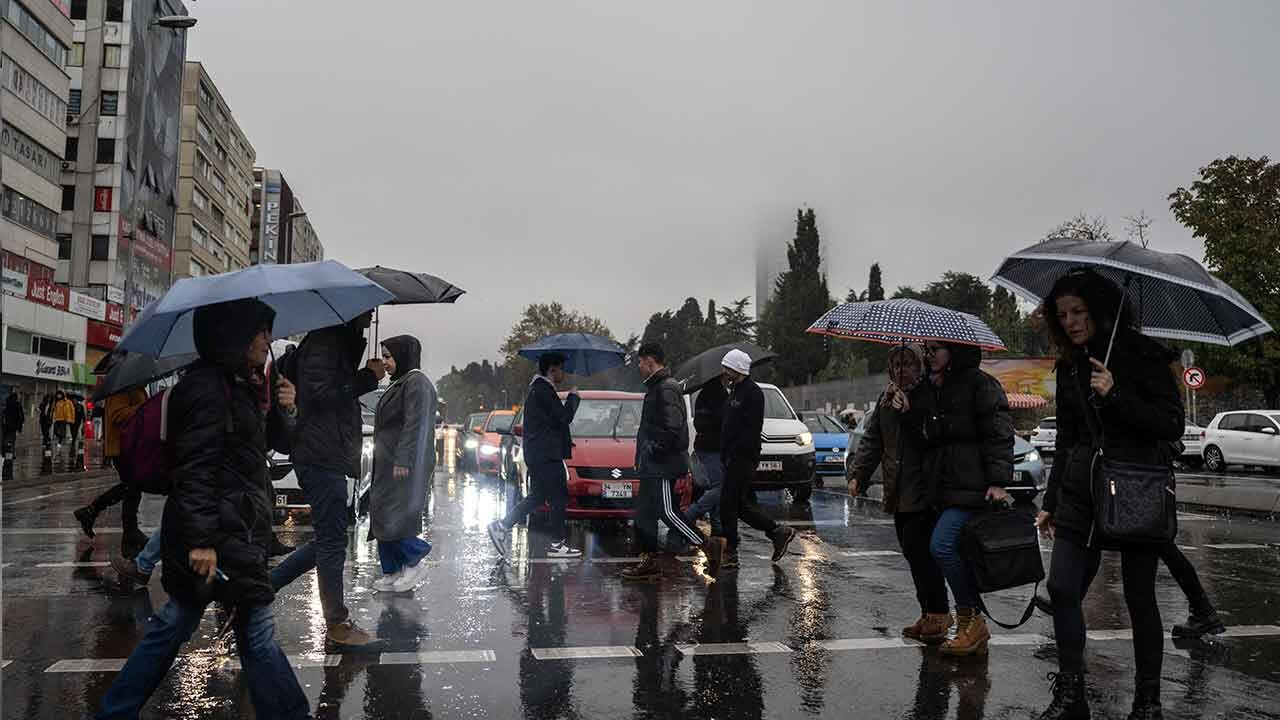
[
  {"xmin": 1180, "ymin": 422, "xmax": 1204, "ymax": 469},
  {"xmin": 269, "ymin": 388, "xmax": 381, "ymax": 520},
  {"xmin": 499, "ymin": 407, "xmax": 524, "ymax": 483},
  {"xmin": 1030, "ymin": 416, "xmax": 1057, "ymax": 453},
  {"xmin": 1201, "ymin": 410, "xmax": 1280, "ymax": 472},
  {"xmin": 456, "ymin": 411, "xmax": 491, "ymax": 471},
  {"xmin": 505, "ymin": 391, "xmax": 692, "ymax": 519},
  {"xmin": 797, "ymin": 411, "xmax": 851, "ymax": 484},
  {"xmin": 475, "ymin": 410, "xmax": 515, "ymax": 474}
]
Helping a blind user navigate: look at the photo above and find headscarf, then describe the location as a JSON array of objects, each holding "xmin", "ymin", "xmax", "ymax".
[
  {"xmin": 193, "ymin": 298, "xmax": 276, "ymax": 375},
  {"xmin": 381, "ymin": 335, "xmax": 421, "ymax": 382},
  {"xmin": 887, "ymin": 343, "xmax": 924, "ymax": 389}
]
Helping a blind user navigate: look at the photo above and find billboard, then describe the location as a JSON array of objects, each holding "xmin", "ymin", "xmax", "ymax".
[{"xmin": 981, "ymin": 357, "xmax": 1058, "ymax": 400}]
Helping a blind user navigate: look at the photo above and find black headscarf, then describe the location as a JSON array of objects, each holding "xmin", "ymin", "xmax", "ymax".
[
  {"xmin": 381, "ymin": 335, "xmax": 421, "ymax": 381},
  {"xmin": 193, "ymin": 298, "xmax": 276, "ymax": 374}
]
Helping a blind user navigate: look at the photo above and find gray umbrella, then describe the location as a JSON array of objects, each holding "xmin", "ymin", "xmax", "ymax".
[
  {"xmin": 92, "ymin": 350, "xmax": 199, "ymax": 401},
  {"xmin": 992, "ymin": 238, "xmax": 1272, "ymax": 348},
  {"xmin": 674, "ymin": 342, "xmax": 778, "ymax": 393},
  {"xmin": 354, "ymin": 266, "xmax": 465, "ymax": 305}
]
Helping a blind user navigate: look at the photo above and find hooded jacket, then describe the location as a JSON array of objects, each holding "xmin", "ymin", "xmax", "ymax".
[
  {"xmin": 721, "ymin": 376, "xmax": 766, "ymax": 465},
  {"xmin": 692, "ymin": 380, "xmax": 727, "ymax": 453},
  {"xmin": 369, "ymin": 335, "xmax": 437, "ymax": 540},
  {"xmin": 636, "ymin": 367, "xmax": 690, "ymax": 476},
  {"xmin": 847, "ymin": 346, "xmax": 929, "ymax": 514},
  {"xmin": 161, "ymin": 298, "xmax": 281, "ymax": 607},
  {"xmin": 3, "ymin": 395, "xmax": 23, "ymax": 435},
  {"xmin": 53, "ymin": 397, "xmax": 76, "ymax": 424},
  {"xmin": 290, "ymin": 322, "xmax": 379, "ymax": 478}
]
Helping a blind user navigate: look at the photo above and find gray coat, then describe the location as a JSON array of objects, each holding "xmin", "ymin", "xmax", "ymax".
[{"xmin": 369, "ymin": 369, "xmax": 437, "ymax": 541}]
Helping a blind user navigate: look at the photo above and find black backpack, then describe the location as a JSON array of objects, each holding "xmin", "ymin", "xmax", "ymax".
[{"xmin": 962, "ymin": 506, "xmax": 1045, "ymax": 629}]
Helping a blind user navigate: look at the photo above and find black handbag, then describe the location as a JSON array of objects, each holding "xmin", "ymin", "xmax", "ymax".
[
  {"xmin": 1077, "ymin": 374, "xmax": 1177, "ymax": 545},
  {"xmin": 962, "ymin": 506, "xmax": 1045, "ymax": 629}
]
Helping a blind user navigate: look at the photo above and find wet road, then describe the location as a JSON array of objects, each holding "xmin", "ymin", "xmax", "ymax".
[{"xmin": 4, "ymin": 467, "xmax": 1280, "ymax": 719}]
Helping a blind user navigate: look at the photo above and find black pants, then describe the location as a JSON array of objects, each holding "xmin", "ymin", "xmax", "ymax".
[
  {"xmin": 1047, "ymin": 537, "xmax": 1163, "ymax": 686},
  {"xmin": 1160, "ymin": 541, "xmax": 1213, "ymax": 615},
  {"xmin": 504, "ymin": 461, "xmax": 569, "ymax": 543},
  {"xmin": 717, "ymin": 456, "xmax": 779, "ymax": 549},
  {"xmin": 635, "ymin": 473, "xmax": 704, "ymax": 553},
  {"xmin": 89, "ymin": 462, "xmax": 142, "ymax": 535},
  {"xmin": 895, "ymin": 510, "xmax": 949, "ymax": 615}
]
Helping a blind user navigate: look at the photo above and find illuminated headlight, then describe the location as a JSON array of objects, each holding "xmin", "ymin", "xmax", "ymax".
[
  {"xmin": 796, "ymin": 432, "xmax": 813, "ymax": 447},
  {"xmin": 480, "ymin": 444, "xmax": 500, "ymax": 456},
  {"xmin": 362, "ymin": 439, "xmax": 374, "ymax": 455},
  {"xmin": 1025, "ymin": 450, "xmax": 1041, "ymax": 464},
  {"xmin": 464, "ymin": 438, "xmax": 479, "ymax": 449}
]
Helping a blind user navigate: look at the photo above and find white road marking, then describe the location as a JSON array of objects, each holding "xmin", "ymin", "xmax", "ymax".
[
  {"xmin": 675, "ymin": 642, "xmax": 792, "ymax": 656},
  {"xmin": 225, "ymin": 654, "xmax": 342, "ymax": 670},
  {"xmin": 380, "ymin": 650, "xmax": 495, "ymax": 665},
  {"xmin": 1087, "ymin": 629, "xmax": 1133, "ymax": 641},
  {"xmin": 34, "ymin": 561, "xmax": 109, "ymax": 568},
  {"xmin": 988, "ymin": 634, "xmax": 1053, "ymax": 646},
  {"xmin": 1220, "ymin": 624, "xmax": 1280, "ymax": 637},
  {"xmin": 815, "ymin": 638, "xmax": 922, "ymax": 651},
  {"xmin": 1, "ymin": 483, "xmax": 116, "ymax": 506},
  {"xmin": 46, "ymin": 659, "xmax": 127, "ymax": 673},
  {"xmin": 1, "ymin": 525, "xmax": 312, "ymax": 536},
  {"xmin": 531, "ymin": 646, "xmax": 642, "ymax": 660},
  {"xmin": 1203, "ymin": 543, "xmax": 1270, "ymax": 550},
  {"xmin": 839, "ymin": 550, "xmax": 901, "ymax": 558}
]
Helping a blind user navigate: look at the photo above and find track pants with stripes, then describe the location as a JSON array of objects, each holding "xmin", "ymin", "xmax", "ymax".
[{"xmin": 635, "ymin": 472, "xmax": 705, "ymax": 553}]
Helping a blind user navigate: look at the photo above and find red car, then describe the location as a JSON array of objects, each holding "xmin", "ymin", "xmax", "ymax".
[
  {"xmin": 511, "ymin": 391, "xmax": 692, "ymax": 519},
  {"xmin": 476, "ymin": 410, "xmax": 515, "ymax": 474}
]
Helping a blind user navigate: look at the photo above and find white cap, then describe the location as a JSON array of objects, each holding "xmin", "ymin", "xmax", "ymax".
[{"xmin": 721, "ymin": 349, "xmax": 752, "ymax": 375}]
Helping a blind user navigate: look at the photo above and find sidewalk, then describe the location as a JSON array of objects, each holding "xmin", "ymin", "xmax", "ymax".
[
  {"xmin": 2, "ymin": 435, "xmax": 115, "ymax": 490},
  {"xmin": 1176, "ymin": 471, "xmax": 1280, "ymax": 516}
]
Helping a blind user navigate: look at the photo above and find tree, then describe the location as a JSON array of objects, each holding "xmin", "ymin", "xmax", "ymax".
[
  {"xmin": 1170, "ymin": 155, "xmax": 1280, "ymax": 407},
  {"xmin": 920, "ymin": 271, "xmax": 991, "ymax": 318},
  {"xmin": 714, "ymin": 297, "xmax": 756, "ymax": 342},
  {"xmin": 983, "ymin": 286, "xmax": 1024, "ymax": 354},
  {"xmin": 1044, "ymin": 213, "xmax": 1115, "ymax": 242},
  {"xmin": 499, "ymin": 302, "xmax": 614, "ymax": 363},
  {"xmin": 866, "ymin": 262, "xmax": 885, "ymax": 302},
  {"xmin": 1124, "ymin": 211, "xmax": 1154, "ymax": 248},
  {"xmin": 758, "ymin": 209, "xmax": 832, "ymax": 385}
]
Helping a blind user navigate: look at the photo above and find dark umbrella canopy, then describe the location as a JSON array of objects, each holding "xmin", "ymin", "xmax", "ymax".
[
  {"xmin": 355, "ymin": 266, "xmax": 466, "ymax": 305},
  {"xmin": 92, "ymin": 350, "xmax": 199, "ymax": 401},
  {"xmin": 674, "ymin": 342, "xmax": 778, "ymax": 393},
  {"xmin": 806, "ymin": 299, "xmax": 1008, "ymax": 351},
  {"xmin": 517, "ymin": 333, "xmax": 626, "ymax": 376},
  {"xmin": 993, "ymin": 238, "xmax": 1272, "ymax": 347}
]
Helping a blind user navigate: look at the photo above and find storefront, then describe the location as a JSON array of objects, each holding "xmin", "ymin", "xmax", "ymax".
[{"xmin": 1, "ymin": 257, "xmax": 94, "ymax": 405}]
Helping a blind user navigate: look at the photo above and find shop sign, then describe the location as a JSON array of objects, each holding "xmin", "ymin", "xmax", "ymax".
[
  {"xmin": 69, "ymin": 290, "xmax": 107, "ymax": 321},
  {"xmin": 86, "ymin": 320, "xmax": 121, "ymax": 349},
  {"xmin": 27, "ymin": 277, "xmax": 69, "ymax": 310},
  {"xmin": 2, "ymin": 266, "xmax": 28, "ymax": 297}
]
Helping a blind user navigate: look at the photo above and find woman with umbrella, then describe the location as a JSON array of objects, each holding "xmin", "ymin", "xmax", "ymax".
[
  {"xmin": 1033, "ymin": 269, "xmax": 1182, "ymax": 720},
  {"xmin": 368, "ymin": 335, "xmax": 437, "ymax": 593}
]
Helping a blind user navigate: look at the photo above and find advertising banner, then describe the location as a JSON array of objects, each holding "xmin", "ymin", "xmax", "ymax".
[
  {"xmin": 105, "ymin": 302, "xmax": 125, "ymax": 326},
  {"xmin": 2, "ymin": 266, "xmax": 28, "ymax": 297},
  {"xmin": 86, "ymin": 320, "xmax": 122, "ymax": 349},
  {"xmin": 27, "ymin": 277, "xmax": 69, "ymax": 311},
  {"xmin": 69, "ymin": 290, "xmax": 107, "ymax": 321}
]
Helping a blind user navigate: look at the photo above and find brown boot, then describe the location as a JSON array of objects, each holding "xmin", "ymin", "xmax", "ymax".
[
  {"xmin": 940, "ymin": 608, "xmax": 989, "ymax": 656},
  {"xmin": 621, "ymin": 553, "xmax": 663, "ymax": 582},
  {"xmin": 326, "ymin": 618, "xmax": 378, "ymax": 651},
  {"xmin": 702, "ymin": 537, "xmax": 726, "ymax": 580},
  {"xmin": 903, "ymin": 612, "xmax": 954, "ymax": 643}
]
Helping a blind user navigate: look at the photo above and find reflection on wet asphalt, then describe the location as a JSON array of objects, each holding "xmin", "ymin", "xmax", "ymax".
[{"xmin": 4, "ymin": 467, "xmax": 1280, "ymax": 718}]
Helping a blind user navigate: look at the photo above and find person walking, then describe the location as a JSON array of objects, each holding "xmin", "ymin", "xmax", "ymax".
[
  {"xmin": 270, "ymin": 312, "xmax": 384, "ymax": 650},
  {"xmin": 38, "ymin": 394, "xmax": 54, "ymax": 448},
  {"xmin": 715, "ymin": 349, "xmax": 796, "ymax": 570},
  {"xmin": 1034, "ymin": 269, "xmax": 1183, "ymax": 720},
  {"xmin": 369, "ymin": 335, "xmax": 437, "ymax": 594},
  {"xmin": 94, "ymin": 298, "xmax": 309, "ymax": 720},
  {"xmin": 3, "ymin": 392, "xmax": 24, "ymax": 472},
  {"xmin": 74, "ymin": 387, "xmax": 149, "ymax": 551},
  {"xmin": 664, "ymin": 376, "xmax": 728, "ymax": 552},
  {"xmin": 52, "ymin": 391, "xmax": 75, "ymax": 447},
  {"xmin": 621, "ymin": 343, "xmax": 724, "ymax": 582},
  {"xmin": 913, "ymin": 340, "xmax": 1014, "ymax": 658},
  {"xmin": 847, "ymin": 344, "xmax": 953, "ymax": 643},
  {"xmin": 487, "ymin": 353, "xmax": 582, "ymax": 560}
]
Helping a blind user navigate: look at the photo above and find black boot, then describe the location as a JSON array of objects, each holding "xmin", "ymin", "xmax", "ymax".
[
  {"xmin": 267, "ymin": 534, "xmax": 294, "ymax": 558},
  {"xmin": 1038, "ymin": 671, "xmax": 1089, "ymax": 720},
  {"xmin": 1127, "ymin": 684, "xmax": 1162, "ymax": 720},
  {"xmin": 1172, "ymin": 608, "xmax": 1225, "ymax": 637},
  {"xmin": 73, "ymin": 506, "xmax": 98, "ymax": 539}
]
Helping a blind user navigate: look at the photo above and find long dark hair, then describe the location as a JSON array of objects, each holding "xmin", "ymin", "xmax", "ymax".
[{"xmin": 1042, "ymin": 268, "xmax": 1136, "ymax": 362}]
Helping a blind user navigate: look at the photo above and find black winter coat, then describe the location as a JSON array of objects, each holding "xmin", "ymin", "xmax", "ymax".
[
  {"xmin": 692, "ymin": 381, "xmax": 726, "ymax": 453},
  {"xmin": 290, "ymin": 325, "xmax": 379, "ymax": 478},
  {"xmin": 721, "ymin": 378, "xmax": 765, "ymax": 465},
  {"xmin": 1042, "ymin": 331, "xmax": 1184, "ymax": 549},
  {"xmin": 636, "ymin": 368, "xmax": 690, "ymax": 476},
  {"xmin": 847, "ymin": 390, "xmax": 929, "ymax": 514},
  {"xmin": 522, "ymin": 377, "xmax": 580, "ymax": 466}
]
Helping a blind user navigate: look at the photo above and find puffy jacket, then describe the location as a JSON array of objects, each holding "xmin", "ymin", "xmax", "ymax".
[
  {"xmin": 846, "ymin": 390, "xmax": 929, "ymax": 514},
  {"xmin": 103, "ymin": 388, "xmax": 147, "ymax": 458},
  {"xmin": 1042, "ymin": 331, "xmax": 1183, "ymax": 549},
  {"xmin": 692, "ymin": 380, "xmax": 727, "ymax": 453},
  {"xmin": 636, "ymin": 368, "xmax": 690, "ymax": 476},
  {"xmin": 721, "ymin": 377, "xmax": 765, "ymax": 465},
  {"xmin": 522, "ymin": 376, "xmax": 579, "ymax": 465},
  {"xmin": 910, "ymin": 345, "xmax": 1015, "ymax": 509},
  {"xmin": 290, "ymin": 324, "xmax": 378, "ymax": 478},
  {"xmin": 53, "ymin": 399, "xmax": 76, "ymax": 424}
]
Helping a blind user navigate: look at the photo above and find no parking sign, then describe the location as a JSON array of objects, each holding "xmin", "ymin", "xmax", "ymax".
[{"xmin": 1183, "ymin": 367, "xmax": 1206, "ymax": 389}]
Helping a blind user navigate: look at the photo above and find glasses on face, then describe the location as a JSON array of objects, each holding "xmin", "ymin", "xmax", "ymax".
[{"xmin": 923, "ymin": 345, "xmax": 944, "ymax": 356}]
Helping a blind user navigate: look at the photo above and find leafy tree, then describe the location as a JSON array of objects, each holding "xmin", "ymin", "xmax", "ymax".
[
  {"xmin": 920, "ymin": 271, "xmax": 991, "ymax": 318},
  {"xmin": 1044, "ymin": 213, "xmax": 1115, "ymax": 242},
  {"xmin": 983, "ymin": 285, "xmax": 1024, "ymax": 354},
  {"xmin": 499, "ymin": 302, "xmax": 614, "ymax": 363},
  {"xmin": 866, "ymin": 262, "xmax": 885, "ymax": 302},
  {"xmin": 758, "ymin": 209, "xmax": 832, "ymax": 385},
  {"xmin": 893, "ymin": 285, "xmax": 925, "ymax": 300},
  {"xmin": 714, "ymin": 297, "xmax": 756, "ymax": 342},
  {"xmin": 1170, "ymin": 155, "xmax": 1280, "ymax": 407}
]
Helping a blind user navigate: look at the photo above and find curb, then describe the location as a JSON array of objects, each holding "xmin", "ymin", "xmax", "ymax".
[{"xmin": 1, "ymin": 469, "xmax": 118, "ymax": 492}]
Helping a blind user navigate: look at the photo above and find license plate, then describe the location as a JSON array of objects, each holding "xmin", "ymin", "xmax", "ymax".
[
  {"xmin": 757, "ymin": 461, "xmax": 784, "ymax": 472},
  {"xmin": 602, "ymin": 481, "xmax": 632, "ymax": 499},
  {"xmin": 276, "ymin": 494, "xmax": 288, "ymax": 507},
  {"xmin": 1011, "ymin": 471, "xmax": 1024, "ymax": 485}
]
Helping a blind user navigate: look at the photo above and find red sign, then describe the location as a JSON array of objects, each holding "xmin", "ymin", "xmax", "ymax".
[
  {"xmin": 94, "ymin": 187, "xmax": 113, "ymax": 212},
  {"xmin": 1183, "ymin": 367, "xmax": 1206, "ymax": 389},
  {"xmin": 106, "ymin": 302, "xmax": 125, "ymax": 326},
  {"xmin": 86, "ymin": 320, "xmax": 122, "ymax": 349},
  {"xmin": 27, "ymin": 277, "xmax": 69, "ymax": 310}
]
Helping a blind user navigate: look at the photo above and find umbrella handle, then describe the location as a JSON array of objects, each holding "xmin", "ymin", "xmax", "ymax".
[{"xmin": 1102, "ymin": 274, "xmax": 1132, "ymax": 368}]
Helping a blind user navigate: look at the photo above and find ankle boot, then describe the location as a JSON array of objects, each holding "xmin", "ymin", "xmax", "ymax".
[
  {"xmin": 1127, "ymin": 685, "xmax": 1162, "ymax": 720},
  {"xmin": 1038, "ymin": 671, "xmax": 1089, "ymax": 719},
  {"xmin": 74, "ymin": 506, "xmax": 98, "ymax": 539},
  {"xmin": 940, "ymin": 608, "xmax": 989, "ymax": 656}
]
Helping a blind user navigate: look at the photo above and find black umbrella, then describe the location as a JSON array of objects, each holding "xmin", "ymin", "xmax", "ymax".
[
  {"xmin": 674, "ymin": 342, "xmax": 778, "ymax": 393},
  {"xmin": 92, "ymin": 350, "xmax": 199, "ymax": 401},
  {"xmin": 355, "ymin": 266, "xmax": 466, "ymax": 305}
]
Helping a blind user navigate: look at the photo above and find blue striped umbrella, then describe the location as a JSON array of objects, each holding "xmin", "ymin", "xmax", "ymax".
[{"xmin": 806, "ymin": 299, "xmax": 1007, "ymax": 351}]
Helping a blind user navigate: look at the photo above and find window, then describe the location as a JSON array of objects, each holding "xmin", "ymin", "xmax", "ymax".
[
  {"xmin": 208, "ymin": 171, "xmax": 225, "ymax": 194},
  {"xmin": 211, "ymin": 205, "xmax": 225, "ymax": 227},
  {"xmin": 1220, "ymin": 414, "xmax": 1245, "ymax": 431},
  {"xmin": 214, "ymin": 142, "xmax": 227, "ymax": 162},
  {"xmin": 105, "ymin": 0, "xmax": 124, "ymax": 22},
  {"xmin": 65, "ymin": 137, "xmax": 78, "ymax": 161},
  {"xmin": 196, "ymin": 117, "xmax": 212, "ymax": 144},
  {"xmin": 56, "ymin": 234, "xmax": 72, "ymax": 260},
  {"xmin": 89, "ymin": 234, "xmax": 110, "ymax": 261},
  {"xmin": 192, "ymin": 187, "xmax": 208, "ymax": 211},
  {"xmin": 68, "ymin": 89, "xmax": 82, "ymax": 116},
  {"xmin": 100, "ymin": 92, "xmax": 119, "ymax": 116},
  {"xmin": 4, "ymin": 0, "xmax": 69, "ymax": 66},
  {"xmin": 70, "ymin": 42, "xmax": 85, "ymax": 67},
  {"xmin": 96, "ymin": 138, "xmax": 115, "ymax": 164},
  {"xmin": 5, "ymin": 328, "xmax": 33, "ymax": 354},
  {"xmin": 224, "ymin": 220, "xmax": 235, "ymax": 241},
  {"xmin": 194, "ymin": 150, "xmax": 210, "ymax": 178},
  {"xmin": 188, "ymin": 260, "xmax": 205, "ymax": 277},
  {"xmin": 103, "ymin": 45, "xmax": 122, "ymax": 68},
  {"xmin": 35, "ymin": 337, "xmax": 72, "ymax": 360},
  {"xmin": 70, "ymin": 0, "xmax": 87, "ymax": 20},
  {"xmin": 61, "ymin": 185, "xmax": 76, "ymax": 211},
  {"xmin": 191, "ymin": 220, "xmax": 209, "ymax": 248},
  {"xmin": 198, "ymin": 82, "xmax": 212, "ymax": 107}
]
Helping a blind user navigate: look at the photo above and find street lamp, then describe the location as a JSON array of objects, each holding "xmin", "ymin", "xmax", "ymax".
[{"xmin": 153, "ymin": 15, "xmax": 198, "ymax": 29}]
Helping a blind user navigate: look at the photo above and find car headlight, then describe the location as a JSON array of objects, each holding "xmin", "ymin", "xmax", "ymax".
[
  {"xmin": 480, "ymin": 444, "xmax": 500, "ymax": 456},
  {"xmin": 362, "ymin": 439, "xmax": 374, "ymax": 455},
  {"xmin": 464, "ymin": 438, "xmax": 479, "ymax": 449},
  {"xmin": 797, "ymin": 431, "xmax": 813, "ymax": 447},
  {"xmin": 1025, "ymin": 450, "xmax": 1040, "ymax": 464}
]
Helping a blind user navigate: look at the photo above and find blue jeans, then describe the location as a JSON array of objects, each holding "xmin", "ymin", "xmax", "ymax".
[
  {"xmin": 95, "ymin": 600, "xmax": 309, "ymax": 719},
  {"xmin": 270, "ymin": 464, "xmax": 350, "ymax": 623},
  {"xmin": 377, "ymin": 537, "xmax": 432, "ymax": 575},
  {"xmin": 667, "ymin": 452, "xmax": 724, "ymax": 550},
  {"xmin": 930, "ymin": 507, "xmax": 979, "ymax": 609},
  {"xmin": 135, "ymin": 528, "xmax": 163, "ymax": 575}
]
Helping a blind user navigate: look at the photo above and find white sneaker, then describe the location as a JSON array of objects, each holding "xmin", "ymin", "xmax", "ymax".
[
  {"xmin": 546, "ymin": 542, "xmax": 582, "ymax": 559},
  {"xmin": 391, "ymin": 560, "xmax": 430, "ymax": 592},
  {"xmin": 372, "ymin": 571, "xmax": 401, "ymax": 592},
  {"xmin": 487, "ymin": 520, "xmax": 508, "ymax": 558}
]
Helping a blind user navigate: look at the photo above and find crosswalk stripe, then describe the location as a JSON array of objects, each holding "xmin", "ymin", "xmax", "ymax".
[
  {"xmin": 380, "ymin": 650, "xmax": 495, "ymax": 665},
  {"xmin": 1203, "ymin": 543, "xmax": 1270, "ymax": 550},
  {"xmin": 224, "ymin": 654, "xmax": 343, "ymax": 670},
  {"xmin": 815, "ymin": 638, "xmax": 922, "ymax": 650},
  {"xmin": 839, "ymin": 550, "xmax": 901, "ymax": 558},
  {"xmin": 1, "ymin": 525, "xmax": 313, "ymax": 536},
  {"xmin": 675, "ymin": 642, "xmax": 792, "ymax": 656},
  {"xmin": 531, "ymin": 646, "xmax": 642, "ymax": 660},
  {"xmin": 34, "ymin": 561, "xmax": 110, "ymax": 568},
  {"xmin": 46, "ymin": 659, "xmax": 127, "ymax": 673}
]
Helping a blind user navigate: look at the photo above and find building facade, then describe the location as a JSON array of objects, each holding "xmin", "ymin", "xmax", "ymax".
[
  {"xmin": 251, "ymin": 166, "xmax": 322, "ymax": 265},
  {"xmin": 172, "ymin": 61, "xmax": 254, "ymax": 280}
]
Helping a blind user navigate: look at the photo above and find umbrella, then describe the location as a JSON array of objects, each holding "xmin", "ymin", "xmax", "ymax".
[
  {"xmin": 117, "ymin": 260, "xmax": 394, "ymax": 358},
  {"xmin": 1006, "ymin": 392, "xmax": 1049, "ymax": 411},
  {"xmin": 806, "ymin": 298, "xmax": 1008, "ymax": 351},
  {"xmin": 92, "ymin": 350, "xmax": 199, "ymax": 401},
  {"xmin": 992, "ymin": 238, "xmax": 1273, "ymax": 348},
  {"xmin": 354, "ymin": 266, "xmax": 465, "ymax": 305},
  {"xmin": 673, "ymin": 342, "xmax": 778, "ymax": 393},
  {"xmin": 517, "ymin": 333, "xmax": 626, "ymax": 376}
]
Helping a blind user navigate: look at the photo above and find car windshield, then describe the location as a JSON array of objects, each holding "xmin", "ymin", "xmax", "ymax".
[
  {"xmin": 763, "ymin": 387, "xmax": 796, "ymax": 420},
  {"xmin": 487, "ymin": 414, "xmax": 514, "ymax": 433},
  {"xmin": 802, "ymin": 414, "xmax": 847, "ymax": 434},
  {"xmin": 1270, "ymin": 414, "xmax": 1280, "ymax": 427},
  {"xmin": 569, "ymin": 399, "xmax": 643, "ymax": 438},
  {"xmin": 467, "ymin": 414, "xmax": 488, "ymax": 431},
  {"xmin": 1040, "ymin": 418, "xmax": 1056, "ymax": 429}
]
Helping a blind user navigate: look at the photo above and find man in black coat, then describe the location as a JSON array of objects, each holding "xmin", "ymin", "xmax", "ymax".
[
  {"xmin": 715, "ymin": 349, "xmax": 795, "ymax": 569},
  {"xmin": 2, "ymin": 392, "xmax": 23, "ymax": 476},
  {"xmin": 621, "ymin": 343, "xmax": 723, "ymax": 582},
  {"xmin": 95, "ymin": 299, "xmax": 309, "ymax": 720},
  {"xmin": 488, "ymin": 353, "xmax": 582, "ymax": 559},
  {"xmin": 271, "ymin": 313, "xmax": 384, "ymax": 649}
]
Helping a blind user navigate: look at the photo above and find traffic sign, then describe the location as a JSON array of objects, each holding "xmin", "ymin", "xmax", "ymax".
[{"xmin": 1183, "ymin": 367, "xmax": 1206, "ymax": 389}]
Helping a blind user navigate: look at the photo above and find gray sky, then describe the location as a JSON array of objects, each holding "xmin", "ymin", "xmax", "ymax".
[{"xmin": 188, "ymin": 1, "xmax": 1279, "ymax": 380}]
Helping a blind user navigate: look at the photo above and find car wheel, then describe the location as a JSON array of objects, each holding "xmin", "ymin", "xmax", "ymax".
[
  {"xmin": 790, "ymin": 482, "xmax": 813, "ymax": 504},
  {"xmin": 1203, "ymin": 445, "xmax": 1226, "ymax": 473}
]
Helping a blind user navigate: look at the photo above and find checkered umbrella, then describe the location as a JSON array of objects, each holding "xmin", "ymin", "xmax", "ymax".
[{"xmin": 806, "ymin": 298, "xmax": 1007, "ymax": 351}]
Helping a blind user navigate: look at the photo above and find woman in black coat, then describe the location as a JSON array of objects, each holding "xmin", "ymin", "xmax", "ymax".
[{"xmin": 1034, "ymin": 269, "xmax": 1183, "ymax": 720}]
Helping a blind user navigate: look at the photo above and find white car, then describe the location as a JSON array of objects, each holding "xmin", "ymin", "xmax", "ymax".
[
  {"xmin": 269, "ymin": 390, "xmax": 380, "ymax": 519},
  {"xmin": 1030, "ymin": 416, "xmax": 1057, "ymax": 453},
  {"xmin": 1201, "ymin": 410, "xmax": 1280, "ymax": 472},
  {"xmin": 1180, "ymin": 423, "xmax": 1204, "ymax": 468}
]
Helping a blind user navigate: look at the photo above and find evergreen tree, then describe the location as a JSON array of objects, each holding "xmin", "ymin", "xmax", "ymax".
[{"xmin": 758, "ymin": 208, "xmax": 832, "ymax": 385}]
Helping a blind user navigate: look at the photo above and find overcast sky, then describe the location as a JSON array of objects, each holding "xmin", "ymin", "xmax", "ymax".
[{"xmin": 188, "ymin": 1, "xmax": 1279, "ymax": 380}]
